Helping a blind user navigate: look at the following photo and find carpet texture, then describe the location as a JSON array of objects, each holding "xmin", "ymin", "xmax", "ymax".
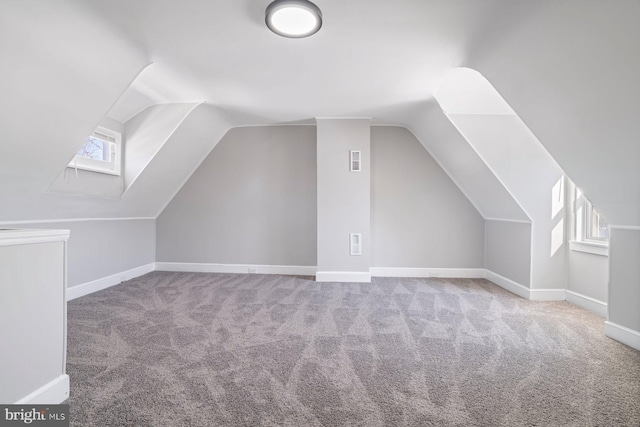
[{"xmin": 67, "ymin": 272, "xmax": 640, "ymax": 426}]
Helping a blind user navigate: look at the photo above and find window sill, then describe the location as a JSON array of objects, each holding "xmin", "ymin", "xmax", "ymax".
[
  {"xmin": 569, "ymin": 240, "xmax": 609, "ymax": 257},
  {"xmin": 66, "ymin": 166, "xmax": 121, "ymax": 177}
]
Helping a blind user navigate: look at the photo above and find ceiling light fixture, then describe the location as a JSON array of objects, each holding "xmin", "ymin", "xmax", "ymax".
[{"xmin": 265, "ymin": 0, "xmax": 323, "ymax": 38}]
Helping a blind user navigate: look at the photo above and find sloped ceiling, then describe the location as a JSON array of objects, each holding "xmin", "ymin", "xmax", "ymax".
[
  {"xmin": 0, "ymin": 0, "xmax": 637, "ymax": 224},
  {"xmin": 84, "ymin": 0, "xmax": 534, "ymax": 123},
  {"xmin": 467, "ymin": 0, "xmax": 640, "ymax": 227},
  {"xmin": 0, "ymin": 0, "xmax": 146, "ymax": 220},
  {"xmin": 400, "ymin": 101, "xmax": 530, "ymax": 222}
]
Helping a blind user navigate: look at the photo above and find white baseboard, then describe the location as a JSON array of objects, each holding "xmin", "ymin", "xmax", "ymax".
[
  {"xmin": 370, "ymin": 267, "xmax": 485, "ymax": 278},
  {"xmin": 604, "ymin": 321, "xmax": 640, "ymax": 351},
  {"xmin": 483, "ymin": 270, "xmax": 530, "ymax": 299},
  {"xmin": 157, "ymin": 264, "xmax": 486, "ymax": 282},
  {"xmin": 315, "ymin": 271, "xmax": 372, "ymax": 283},
  {"xmin": 484, "ymin": 271, "xmax": 610, "ymax": 318},
  {"xmin": 483, "ymin": 270, "xmax": 567, "ymax": 302},
  {"xmin": 15, "ymin": 374, "xmax": 69, "ymax": 404},
  {"xmin": 66, "ymin": 263, "xmax": 156, "ymax": 301},
  {"xmin": 155, "ymin": 262, "xmax": 317, "ymax": 276},
  {"xmin": 566, "ymin": 290, "xmax": 607, "ymax": 317},
  {"xmin": 157, "ymin": 264, "xmax": 491, "ymax": 283},
  {"xmin": 529, "ymin": 288, "xmax": 566, "ymax": 301}
]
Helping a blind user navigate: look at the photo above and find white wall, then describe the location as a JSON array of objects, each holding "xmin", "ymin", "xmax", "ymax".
[
  {"xmin": 608, "ymin": 228, "xmax": 640, "ymax": 334},
  {"xmin": 48, "ymin": 117, "xmax": 125, "ymax": 199},
  {"xmin": 124, "ymin": 103, "xmax": 200, "ymax": 191},
  {"xmin": 0, "ymin": 3, "xmax": 236, "ymax": 222},
  {"xmin": 564, "ymin": 180, "xmax": 609, "ymax": 305},
  {"xmin": 403, "ymin": 102, "xmax": 529, "ymax": 222},
  {"xmin": 0, "ymin": 219, "xmax": 155, "ymax": 288},
  {"xmin": 0, "ymin": 0, "xmax": 147, "ymax": 221},
  {"xmin": 470, "ymin": 2, "xmax": 639, "ymax": 334},
  {"xmin": 445, "ymin": 113, "xmax": 566, "ymax": 290},
  {"xmin": 371, "ymin": 126, "xmax": 484, "ymax": 268},
  {"xmin": 0, "ymin": 232, "xmax": 68, "ymax": 404},
  {"xmin": 470, "ymin": 1, "xmax": 640, "ymax": 228}
]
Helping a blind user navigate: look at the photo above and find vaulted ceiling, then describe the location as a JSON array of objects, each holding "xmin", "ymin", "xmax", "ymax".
[
  {"xmin": 87, "ymin": 0, "xmax": 535, "ymax": 124},
  {"xmin": 0, "ymin": 0, "xmax": 638, "ymax": 226}
]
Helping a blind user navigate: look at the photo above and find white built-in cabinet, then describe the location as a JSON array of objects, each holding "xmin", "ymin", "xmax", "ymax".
[{"xmin": 0, "ymin": 229, "xmax": 70, "ymax": 404}]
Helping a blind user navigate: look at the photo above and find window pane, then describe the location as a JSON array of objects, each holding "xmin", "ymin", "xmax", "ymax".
[
  {"xmin": 587, "ymin": 205, "xmax": 609, "ymax": 241},
  {"xmin": 593, "ymin": 210, "xmax": 609, "ymax": 240},
  {"xmin": 77, "ymin": 136, "xmax": 110, "ymax": 162}
]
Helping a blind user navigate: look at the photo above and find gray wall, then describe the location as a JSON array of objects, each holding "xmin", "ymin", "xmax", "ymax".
[
  {"xmin": 371, "ymin": 126, "xmax": 484, "ymax": 268},
  {"xmin": 3, "ymin": 219, "xmax": 156, "ymax": 287},
  {"xmin": 485, "ymin": 220, "xmax": 532, "ymax": 286},
  {"xmin": 156, "ymin": 126, "xmax": 318, "ymax": 266},
  {"xmin": 316, "ymin": 119, "xmax": 371, "ymax": 273},
  {"xmin": 567, "ymin": 250, "xmax": 608, "ymax": 303},
  {"xmin": 157, "ymin": 125, "xmax": 487, "ymax": 271},
  {"xmin": 608, "ymin": 228, "xmax": 640, "ymax": 331}
]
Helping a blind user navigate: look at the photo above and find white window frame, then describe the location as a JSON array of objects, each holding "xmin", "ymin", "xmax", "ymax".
[
  {"xmin": 68, "ymin": 126, "xmax": 122, "ymax": 176},
  {"xmin": 571, "ymin": 187, "xmax": 609, "ymax": 256}
]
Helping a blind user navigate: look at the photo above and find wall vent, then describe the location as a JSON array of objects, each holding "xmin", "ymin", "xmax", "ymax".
[
  {"xmin": 350, "ymin": 233, "xmax": 362, "ymax": 256},
  {"xmin": 350, "ymin": 150, "xmax": 361, "ymax": 172}
]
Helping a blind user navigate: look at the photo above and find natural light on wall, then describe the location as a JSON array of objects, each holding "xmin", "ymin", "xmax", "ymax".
[
  {"xmin": 435, "ymin": 67, "xmax": 568, "ymax": 261},
  {"xmin": 550, "ymin": 176, "xmax": 565, "ymax": 256},
  {"xmin": 550, "ymin": 219, "xmax": 564, "ymax": 257},
  {"xmin": 434, "ymin": 68, "xmax": 516, "ymax": 115},
  {"xmin": 551, "ymin": 176, "xmax": 565, "ymax": 220}
]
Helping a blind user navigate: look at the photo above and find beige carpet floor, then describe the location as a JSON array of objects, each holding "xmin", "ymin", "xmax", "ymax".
[{"xmin": 67, "ymin": 272, "xmax": 640, "ymax": 426}]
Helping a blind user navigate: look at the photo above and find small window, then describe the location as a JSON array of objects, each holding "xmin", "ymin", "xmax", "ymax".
[
  {"xmin": 575, "ymin": 189, "xmax": 609, "ymax": 245},
  {"xmin": 68, "ymin": 126, "xmax": 121, "ymax": 176},
  {"xmin": 586, "ymin": 203, "xmax": 609, "ymax": 241}
]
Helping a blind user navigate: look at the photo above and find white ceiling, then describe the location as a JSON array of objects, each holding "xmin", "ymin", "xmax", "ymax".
[
  {"xmin": 0, "ymin": 0, "xmax": 637, "ymax": 226},
  {"xmin": 86, "ymin": 0, "xmax": 542, "ymax": 124},
  {"xmin": 435, "ymin": 68, "xmax": 515, "ymax": 115},
  {"xmin": 467, "ymin": 0, "xmax": 640, "ymax": 226}
]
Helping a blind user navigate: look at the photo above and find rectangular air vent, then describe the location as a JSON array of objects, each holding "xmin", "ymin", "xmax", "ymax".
[
  {"xmin": 350, "ymin": 233, "xmax": 362, "ymax": 256},
  {"xmin": 350, "ymin": 150, "xmax": 361, "ymax": 172}
]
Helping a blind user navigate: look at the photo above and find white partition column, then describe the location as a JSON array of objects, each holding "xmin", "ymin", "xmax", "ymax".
[
  {"xmin": 0, "ymin": 229, "xmax": 70, "ymax": 404},
  {"xmin": 316, "ymin": 118, "xmax": 371, "ymax": 282},
  {"xmin": 605, "ymin": 227, "xmax": 640, "ymax": 350}
]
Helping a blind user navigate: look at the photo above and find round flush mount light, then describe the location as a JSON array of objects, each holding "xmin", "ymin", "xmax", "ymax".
[{"xmin": 265, "ymin": 0, "xmax": 323, "ymax": 38}]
